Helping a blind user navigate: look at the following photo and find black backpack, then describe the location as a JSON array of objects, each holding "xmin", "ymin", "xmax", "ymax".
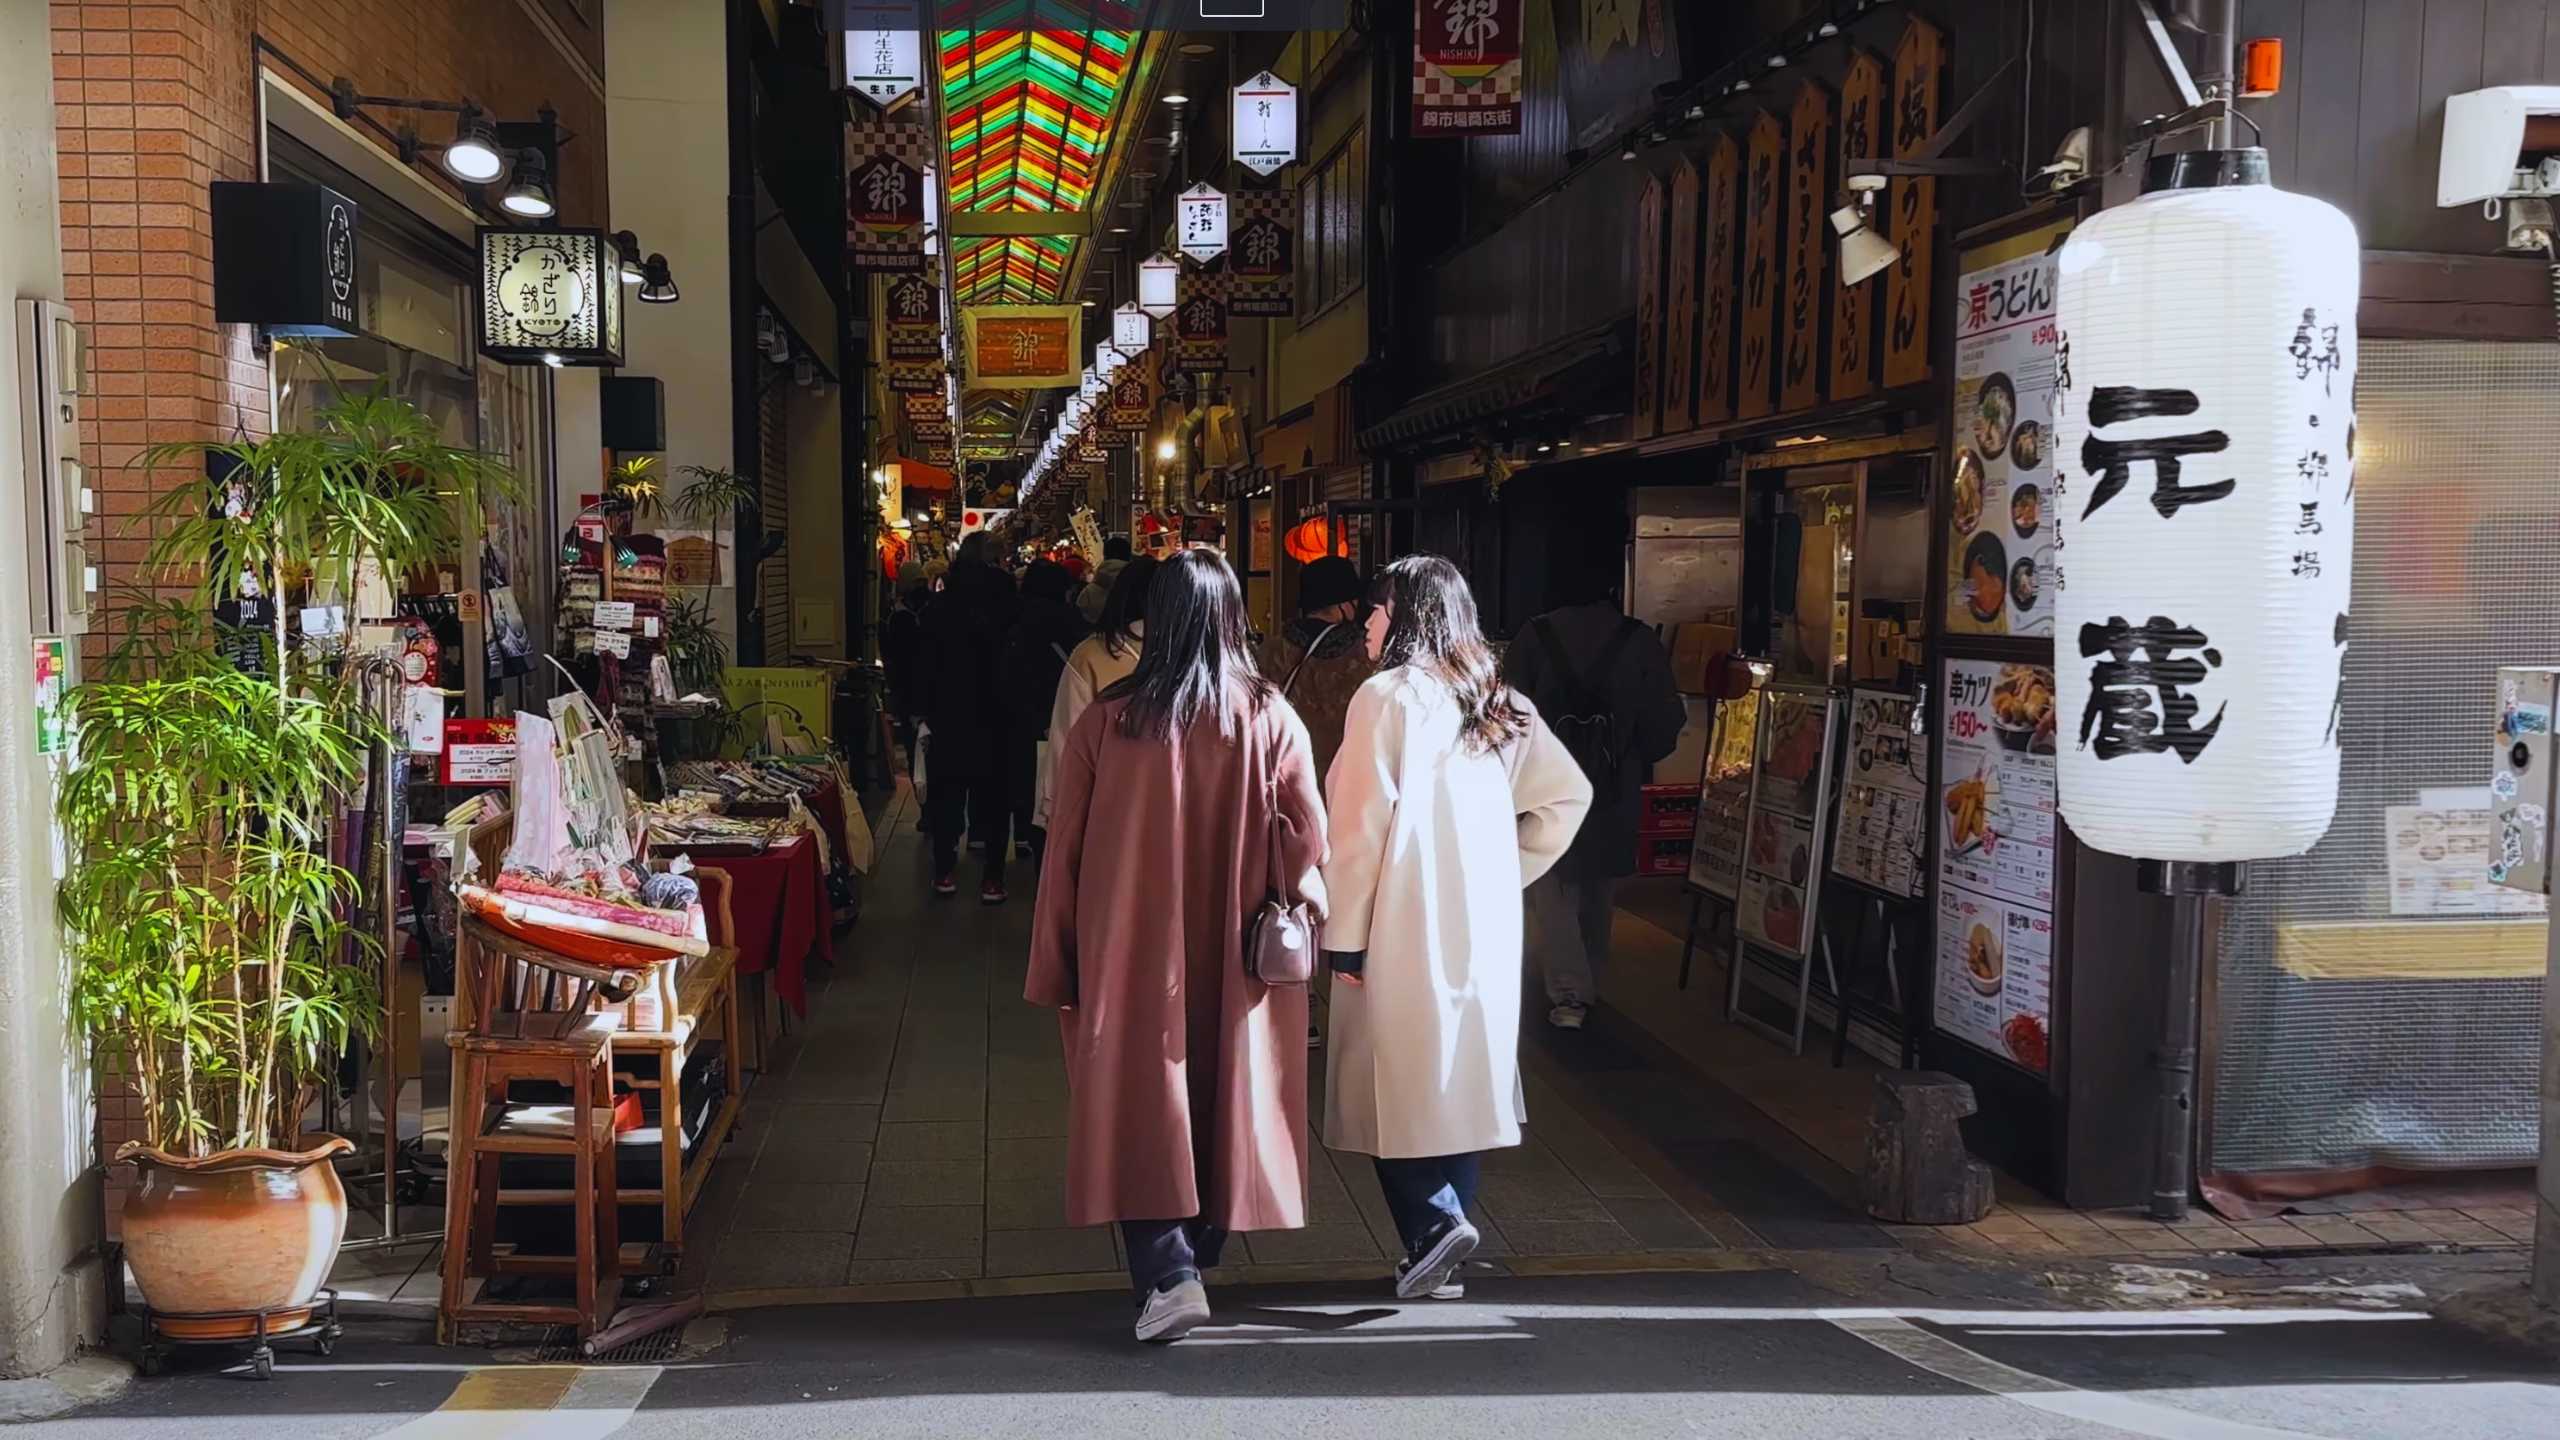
[{"xmin": 1529, "ymin": 616, "xmax": 1638, "ymax": 785}]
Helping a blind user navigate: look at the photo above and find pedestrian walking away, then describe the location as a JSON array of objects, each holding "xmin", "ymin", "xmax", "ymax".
[
  {"xmin": 1025, "ymin": 548, "xmax": 1328, "ymax": 1344},
  {"xmin": 1039, "ymin": 555, "xmax": 1157, "ymax": 827},
  {"xmin": 1259, "ymin": 554, "xmax": 1376, "ymax": 1051},
  {"xmin": 1318, "ymin": 555, "xmax": 1592, "ymax": 1301},
  {"xmin": 1004, "ymin": 558, "xmax": 1089, "ymax": 870},
  {"xmin": 1504, "ymin": 533, "xmax": 1687, "ymax": 1031},
  {"xmin": 916, "ymin": 533, "xmax": 1021, "ymax": 903}
]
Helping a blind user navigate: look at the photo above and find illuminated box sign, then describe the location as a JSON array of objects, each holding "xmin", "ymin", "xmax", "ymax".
[
  {"xmin": 831, "ymin": 0, "xmax": 922, "ymax": 110},
  {"xmin": 211, "ymin": 181, "xmax": 360, "ymax": 336},
  {"xmin": 963, "ymin": 306, "xmax": 1080, "ymax": 389},
  {"xmin": 477, "ymin": 227, "xmax": 625, "ymax": 364}
]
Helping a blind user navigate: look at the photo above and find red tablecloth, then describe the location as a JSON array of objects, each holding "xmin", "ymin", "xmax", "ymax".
[{"xmin": 694, "ymin": 835, "xmax": 825, "ymax": 1016}]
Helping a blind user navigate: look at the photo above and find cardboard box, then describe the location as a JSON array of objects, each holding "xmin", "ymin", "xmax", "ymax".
[{"xmin": 1670, "ymin": 622, "xmax": 1740, "ymax": 694}]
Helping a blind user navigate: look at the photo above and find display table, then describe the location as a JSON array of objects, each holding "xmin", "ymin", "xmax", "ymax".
[{"xmin": 686, "ymin": 834, "xmax": 825, "ymax": 1024}]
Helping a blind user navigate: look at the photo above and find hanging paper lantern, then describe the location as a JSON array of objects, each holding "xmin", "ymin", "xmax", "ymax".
[
  {"xmin": 1114, "ymin": 302, "xmax": 1151, "ymax": 351},
  {"xmin": 1139, "ymin": 252, "xmax": 1181, "ymax": 318},
  {"xmin": 2050, "ymin": 150, "xmax": 2358, "ymax": 863},
  {"xmin": 1283, "ymin": 514, "xmax": 1349, "ymax": 565}
]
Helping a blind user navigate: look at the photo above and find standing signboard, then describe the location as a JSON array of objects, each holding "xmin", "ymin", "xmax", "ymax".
[{"xmin": 1933, "ymin": 657, "xmax": 2058, "ymax": 1075}]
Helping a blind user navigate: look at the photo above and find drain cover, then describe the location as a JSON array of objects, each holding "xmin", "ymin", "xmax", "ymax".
[{"xmin": 531, "ymin": 1325, "xmax": 684, "ymax": 1365}]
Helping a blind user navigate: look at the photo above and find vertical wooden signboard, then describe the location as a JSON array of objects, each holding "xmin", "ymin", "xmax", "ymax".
[
  {"xmin": 1737, "ymin": 112, "xmax": 1785, "ymax": 421},
  {"xmin": 1831, "ymin": 50, "xmax": 1885, "ymax": 402},
  {"xmin": 1883, "ymin": 17, "xmax": 1945, "ymax": 390},
  {"xmin": 1697, "ymin": 132, "xmax": 1741, "ymax": 425},
  {"xmin": 1780, "ymin": 80, "xmax": 1833, "ymax": 415},
  {"xmin": 1632, "ymin": 174, "xmax": 1667, "ymax": 440},
  {"xmin": 1662, "ymin": 156, "xmax": 1702, "ymax": 435}
]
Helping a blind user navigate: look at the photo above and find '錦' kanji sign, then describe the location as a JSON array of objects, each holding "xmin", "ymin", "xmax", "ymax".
[
  {"xmin": 1413, "ymin": 0, "xmax": 1522, "ymax": 137},
  {"xmin": 962, "ymin": 305, "xmax": 1081, "ymax": 389}
]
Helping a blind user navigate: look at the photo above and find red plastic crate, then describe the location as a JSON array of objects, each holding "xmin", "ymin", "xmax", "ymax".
[
  {"xmin": 1635, "ymin": 831, "xmax": 1694, "ymax": 877},
  {"xmin": 1638, "ymin": 783, "xmax": 1698, "ymax": 836}
]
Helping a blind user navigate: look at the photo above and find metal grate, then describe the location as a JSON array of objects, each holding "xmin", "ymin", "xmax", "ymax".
[
  {"xmin": 531, "ymin": 1324, "xmax": 684, "ymax": 1365},
  {"xmin": 2206, "ymin": 339, "xmax": 2556, "ymax": 1180}
]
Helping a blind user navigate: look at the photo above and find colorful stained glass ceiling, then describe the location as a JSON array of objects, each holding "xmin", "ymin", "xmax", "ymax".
[{"xmin": 935, "ymin": 0, "xmax": 1139, "ymax": 306}]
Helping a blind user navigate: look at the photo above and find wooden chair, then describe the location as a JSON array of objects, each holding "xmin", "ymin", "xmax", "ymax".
[
  {"xmin": 598, "ymin": 868, "xmax": 745, "ymax": 1269},
  {"xmin": 438, "ymin": 918, "xmax": 638, "ymax": 1340}
]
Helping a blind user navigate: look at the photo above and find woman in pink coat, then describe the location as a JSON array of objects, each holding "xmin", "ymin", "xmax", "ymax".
[{"xmin": 1026, "ymin": 549, "xmax": 1328, "ymax": 1343}]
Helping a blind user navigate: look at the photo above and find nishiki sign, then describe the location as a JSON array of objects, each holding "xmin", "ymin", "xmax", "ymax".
[{"xmin": 1413, "ymin": 0, "xmax": 1522, "ymax": 137}]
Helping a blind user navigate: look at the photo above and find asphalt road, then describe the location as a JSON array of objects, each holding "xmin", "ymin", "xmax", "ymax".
[{"xmin": 29, "ymin": 1268, "xmax": 2560, "ymax": 1439}]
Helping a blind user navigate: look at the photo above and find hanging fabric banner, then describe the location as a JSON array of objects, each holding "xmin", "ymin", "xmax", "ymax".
[
  {"xmin": 901, "ymin": 390, "xmax": 943, "ymax": 418},
  {"xmin": 846, "ymin": 115, "xmax": 934, "ymax": 274},
  {"xmin": 962, "ymin": 305, "xmax": 1081, "ymax": 389},
  {"xmin": 831, "ymin": 0, "xmax": 922, "ymax": 111},
  {"xmin": 1413, "ymin": 0, "xmax": 1523, "ymax": 137},
  {"xmin": 884, "ymin": 274, "xmax": 941, "ymax": 360},
  {"xmin": 886, "ymin": 360, "xmax": 943, "ymax": 393},
  {"xmin": 1108, "ymin": 372, "xmax": 1150, "ymax": 429},
  {"xmin": 1177, "ymin": 269, "xmax": 1231, "ymax": 370},
  {"xmin": 1229, "ymin": 189, "xmax": 1296, "ymax": 318}
]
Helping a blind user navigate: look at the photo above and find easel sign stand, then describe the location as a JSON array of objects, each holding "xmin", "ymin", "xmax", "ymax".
[
  {"xmin": 1822, "ymin": 687, "xmax": 1934, "ymax": 1069},
  {"xmin": 1676, "ymin": 677, "xmax": 1766, "ymax": 990},
  {"xmin": 1724, "ymin": 684, "xmax": 1843, "ymax": 1056}
]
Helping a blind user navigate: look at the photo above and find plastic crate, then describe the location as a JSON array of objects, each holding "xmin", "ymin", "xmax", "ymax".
[
  {"xmin": 1635, "ymin": 831, "xmax": 1694, "ymax": 877},
  {"xmin": 1638, "ymin": 783, "xmax": 1699, "ymax": 836}
]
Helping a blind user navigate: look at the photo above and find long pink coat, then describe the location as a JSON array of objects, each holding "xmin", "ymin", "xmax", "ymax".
[{"xmin": 1026, "ymin": 692, "xmax": 1328, "ymax": 1231}]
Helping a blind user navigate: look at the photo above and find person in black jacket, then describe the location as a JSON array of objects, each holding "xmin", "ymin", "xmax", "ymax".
[
  {"xmin": 1005, "ymin": 559, "xmax": 1089, "ymax": 866},
  {"xmin": 881, "ymin": 567, "xmax": 930, "ymax": 744},
  {"xmin": 918, "ymin": 534, "xmax": 1023, "ymax": 902}
]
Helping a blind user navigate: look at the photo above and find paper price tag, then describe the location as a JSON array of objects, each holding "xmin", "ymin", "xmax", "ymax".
[
  {"xmin": 594, "ymin": 601, "xmax": 636, "ymax": 631},
  {"xmin": 643, "ymin": 615, "xmax": 660, "ymax": 638},
  {"xmin": 595, "ymin": 629, "xmax": 633, "ymax": 658}
]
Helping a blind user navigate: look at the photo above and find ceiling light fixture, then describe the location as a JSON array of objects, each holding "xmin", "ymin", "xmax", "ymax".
[
  {"xmin": 498, "ymin": 148, "xmax": 554, "ymax": 218},
  {"xmin": 1164, "ymin": 91, "xmax": 1190, "ymax": 106},
  {"xmin": 1766, "ymin": 54, "xmax": 1788, "ymax": 69}
]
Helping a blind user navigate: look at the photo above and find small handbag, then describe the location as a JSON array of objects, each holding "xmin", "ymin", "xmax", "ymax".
[{"xmin": 1244, "ymin": 771, "xmax": 1317, "ymax": 986}]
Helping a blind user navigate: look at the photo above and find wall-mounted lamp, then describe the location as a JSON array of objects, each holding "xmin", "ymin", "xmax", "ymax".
[
  {"xmin": 331, "ymin": 78, "xmax": 569, "ymax": 222},
  {"xmin": 1831, "ymin": 175, "xmax": 1900, "ymax": 286}
]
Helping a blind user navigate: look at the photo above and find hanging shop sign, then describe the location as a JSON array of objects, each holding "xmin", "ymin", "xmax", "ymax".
[
  {"xmin": 477, "ymin": 227, "xmax": 625, "ymax": 364},
  {"xmin": 1661, "ymin": 157, "xmax": 1701, "ymax": 435},
  {"xmin": 1178, "ymin": 182, "xmax": 1229, "ymax": 265},
  {"xmin": 1696, "ymin": 132, "xmax": 1741, "ymax": 426},
  {"xmin": 832, "ymin": 0, "xmax": 922, "ymax": 110},
  {"xmin": 1944, "ymin": 218, "xmax": 2070, "ymax": 640},
  {"xmin": 1095, "ymin": 344, "xmax": 1129, "ymax": 376},
  {"xmin": 1412, "ymin": 0, "xmax": 1523, "ymax": 137},
  {"xmin": 1631, "ymin": 173, "xmax": 1666, "ymax": 441},
  {"xmin": 921, "ymin": 440, "xmax": 953, "ymax": 465},
  {"xmin": 1735, "ymin": 113, "xmax": 1784, "ymax": 420},
  {"xmin": 884, "ymin": 275, "xmax": 942, "ymax": 360},
  {"xmin": 1139, "ymin": 253, "xmax": 1181, "ymax": 319},
  {"xmin": 886, "ymin": 361, "xmax": 943, "ymax": 393},
  {"xmin": 909, "ymin": 419, "xmax": 951, "ymax": 441},
  {"xmin": 2050, "ymin": 168, "xmax": 2359, "ymax": 864},
  {"xmin": 1113, "ymin": 300, "xmax": 1153, "ymax": 350},
  {"xmin": 1229, "ymin": 189, "xmax": 1296, "ymax": 318},
  {"xmin": 1780, "ymin": 80, "xmax": 1833, "ymax": 415},
  {"xmin": 1831, "ymin": 49, "xmax": 1887, "ymax": 401},
  {"xmin": 902, "ymin": 390, "xmax": 944, "ymax": 418},
  {"xmin": 1108, "ymin": 373, "xmax": 1150, "ymax": 428},
  {"xmin": 1176, "ymin": 270, "xmax": 1230, "ymax": 370},
  {"xmin": 845, "ymin": 115, "xmax": 935, "ymax": 274},
  {"xmin": 1080, "ymin": 366, "xmax": 1105, "ymax": 402},
  {"xmin": 962, "ymin": 305, "xmax": 1081, "ymax": 389},
  {"xmin": 1935, "ymin": 657, "xmax": 2059, "ymax": 1075},
  {"xmin": 1233, "ymin": 70, "xmax": 1299, "ymax": 176},
  {"xmin": 1883, "ymin": 17, "xmax": 1945, "ymax": 390},
  {"xmin": 210, "ymin": 181, "xmax": 359, "ymax": 335}
]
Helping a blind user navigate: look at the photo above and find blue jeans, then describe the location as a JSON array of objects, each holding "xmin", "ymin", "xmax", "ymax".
[
  {"xmin": 1372, "ymin": 1154, "xmax": 1480, "ymax": 1258},
  {"xmin": 1120, "ymin": 1218, "xmax": 1230, "ymax": 1303}
]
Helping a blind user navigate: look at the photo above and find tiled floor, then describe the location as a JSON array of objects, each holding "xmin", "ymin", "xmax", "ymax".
[{"xmin": 687, "ymin": 793, "xmax": 1714, "ymax": 1300}]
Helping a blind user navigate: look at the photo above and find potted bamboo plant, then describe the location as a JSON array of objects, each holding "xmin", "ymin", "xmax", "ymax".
[{"xmin": 61, "ymin": 388, "xmax": 510, "ymax": 1341}]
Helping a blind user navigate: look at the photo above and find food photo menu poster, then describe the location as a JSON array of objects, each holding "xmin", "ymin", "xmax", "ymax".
[
  {"xmin": 1944, "ymin": 220, "xmax": 2071, "ymax": 639},
  {"xmin": 1934, "ymin": 657, "xmax": 2059, "ymax": 1074},
  {"xmin": 1736, "ymin": 688, "xmax": 1835, "ymax": 958}
]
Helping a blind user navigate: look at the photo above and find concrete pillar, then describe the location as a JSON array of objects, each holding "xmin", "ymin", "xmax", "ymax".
[{"xmin": 0, "ymin": 0, "xmax": 107, "ymax": 1381}]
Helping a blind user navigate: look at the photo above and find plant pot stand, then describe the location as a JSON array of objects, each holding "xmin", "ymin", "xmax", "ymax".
[{"xmin": 137, "ymin": 1287, "xmax": 341, "ymax": 1380}]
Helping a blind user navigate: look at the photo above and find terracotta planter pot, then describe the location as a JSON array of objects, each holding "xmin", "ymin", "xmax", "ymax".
[{"xmin": 117, "ymin": 1137, "xmax": 353, "ymax": 1339}]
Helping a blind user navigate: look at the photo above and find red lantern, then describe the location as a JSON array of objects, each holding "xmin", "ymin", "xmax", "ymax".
[{"xmin": 1283, "ymin": 514, "xmax": 1348, "ymax": 565}]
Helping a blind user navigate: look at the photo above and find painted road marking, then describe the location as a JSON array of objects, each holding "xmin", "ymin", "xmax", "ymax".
[
  {"xmin": 373, "ymin": 1365, "xmax": 662, "ymax": 1440},
  {"xmin": 1827, "ymin": 1312, "xmax": 2339, "ymax": 1440}
]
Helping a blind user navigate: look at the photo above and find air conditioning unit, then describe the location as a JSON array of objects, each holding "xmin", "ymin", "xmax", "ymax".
[{"xmin": 2438, "ymin": 85, "xmax": 2560, "ymax": 207}]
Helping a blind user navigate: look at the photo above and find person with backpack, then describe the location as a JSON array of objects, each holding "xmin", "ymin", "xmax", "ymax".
[
  {"xmin": 1503, "ymin": 549, "xmax": 1688, "ymax": 1030},
  {"xmin": 1005, "ymin": 559, "xmax": 1090, "ymax": 868}
]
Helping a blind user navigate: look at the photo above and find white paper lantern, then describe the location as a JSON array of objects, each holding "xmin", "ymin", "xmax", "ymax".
[
  {"xmin": 1113, "ymin": 302, "xmax": 1152, "ymax": 351},
  {"xmin": 1138, "ymin": 255, "xmax": 1180, "ymax": 320},
  {"xmin": 2051, "ymin": 156, "xmax": 2358, "ymax": 863}
]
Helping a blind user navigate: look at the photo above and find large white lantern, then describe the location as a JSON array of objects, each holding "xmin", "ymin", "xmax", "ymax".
[
  {"xmin": 2051, "ymin": 152, "xmax": 2358, "ymax": 863},
  {"xmin": 1113, "ymin": 302, "xmax": 1151, "ymax": 351},
  {"xmin": 1138, "ymin": 253, "xmax": 1180, "ymax": 319}
]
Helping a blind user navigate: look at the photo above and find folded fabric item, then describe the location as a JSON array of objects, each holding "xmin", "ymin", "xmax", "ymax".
[{"xmin": 496, "ymin": 874, "xmax": 693, "ymax": 936}]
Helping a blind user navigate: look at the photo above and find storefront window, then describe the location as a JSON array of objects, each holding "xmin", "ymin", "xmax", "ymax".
[{"xmin": 1770, "ymin": 466, "xmax": 1853, "ymax": 684}]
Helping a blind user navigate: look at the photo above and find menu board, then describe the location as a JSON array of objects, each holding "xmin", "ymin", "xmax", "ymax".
[
  {"xmin": 2387, "ymin": 803, "xmax": 2546, "ymax": 917},
  {"xmin": 1832, "ymin": 688, "xmax": 1926, "ymax": 898},
  {"xmin": 1934, "ymin": 657, "xmax": 2058, "ymax": 1074},
  {"xmin": 1737, "ymin": 687, "xmax": 1837, "ymax": 958},
  {"xmin": 1944, "ymin": 220, "xmax": 2071, "ymax": 639},
  {"xmin": 1686, "ymin": 686, "xmax": 1765, "ymax": 899}
]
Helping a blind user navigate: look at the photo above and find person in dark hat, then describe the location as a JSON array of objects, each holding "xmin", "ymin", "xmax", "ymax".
[{"xmin": 1259, "ymin": 556, "xmax": 1373, "ymax": 780}]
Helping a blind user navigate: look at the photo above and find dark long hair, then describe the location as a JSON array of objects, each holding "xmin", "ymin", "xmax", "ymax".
[
  {"xmin": 1108, "ymin": 549, "xmax": 1271, "ymax": 742},
  {"xmin": 1096, "ymin": 555, "xmax": 1157, "ymax": 659},
  {"xmin": 1369, "ymin": 554, "xmax": 1528, "ymax": 754}
]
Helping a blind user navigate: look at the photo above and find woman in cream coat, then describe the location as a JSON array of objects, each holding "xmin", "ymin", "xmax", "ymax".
[{"xmin": 1320, "ymin": 555, "xmax": 1592, "ymax": 1301}]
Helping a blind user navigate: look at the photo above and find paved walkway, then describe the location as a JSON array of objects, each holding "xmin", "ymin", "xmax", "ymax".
[{"xmin": 683, "ymin": 793, "xmax": 1723, "ymax": 1303}]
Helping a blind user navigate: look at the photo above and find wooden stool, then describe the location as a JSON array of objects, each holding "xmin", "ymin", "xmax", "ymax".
[{"xmin": 440, "ymin": 919, "xmax": 643, "ymax": 1340}]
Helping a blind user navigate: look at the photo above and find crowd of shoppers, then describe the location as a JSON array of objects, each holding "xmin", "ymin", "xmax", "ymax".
[{"xmin": 897, "ymin": 525, "xmax": 1676, "ymax": 1343}]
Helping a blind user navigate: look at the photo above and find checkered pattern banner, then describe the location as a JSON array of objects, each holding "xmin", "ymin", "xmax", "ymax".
[
  {"xmin": 1230, "ymin": 189, "xmax": 1294, "ymax": 319},
  {"xmin": 847, "ymin": 114, "xmax": 936, "ymax": 274},
  {"xmin": 1412, "ymin": 0, "xmax": 1523, "ymax": 138},
  {"xmin": 1176, "ymin": 266, "xmax": 1231, "ymax": 370}
]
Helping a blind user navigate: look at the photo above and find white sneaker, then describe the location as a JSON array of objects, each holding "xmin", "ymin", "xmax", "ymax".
[
  {"xmin": 1134, "ymin": 1278, "xmax": 1211, "ymax": 1343},
  {"xmin": 1549, "ymin": 1004, "xmax": 1588, "ymax": 1030},
  {"xmin": 1395, "ymin": 1221, "xmax": 1480, "ymax": 1300},
  {"xmin": 1395, "ymin": 1258, "xmax": 1465, "ymax": 1299}
]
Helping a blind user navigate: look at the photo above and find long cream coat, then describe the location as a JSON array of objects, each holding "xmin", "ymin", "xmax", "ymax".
[{"xmin": 1320, "ymin": 669, "xmax": 1592, "ymax": 1158}]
